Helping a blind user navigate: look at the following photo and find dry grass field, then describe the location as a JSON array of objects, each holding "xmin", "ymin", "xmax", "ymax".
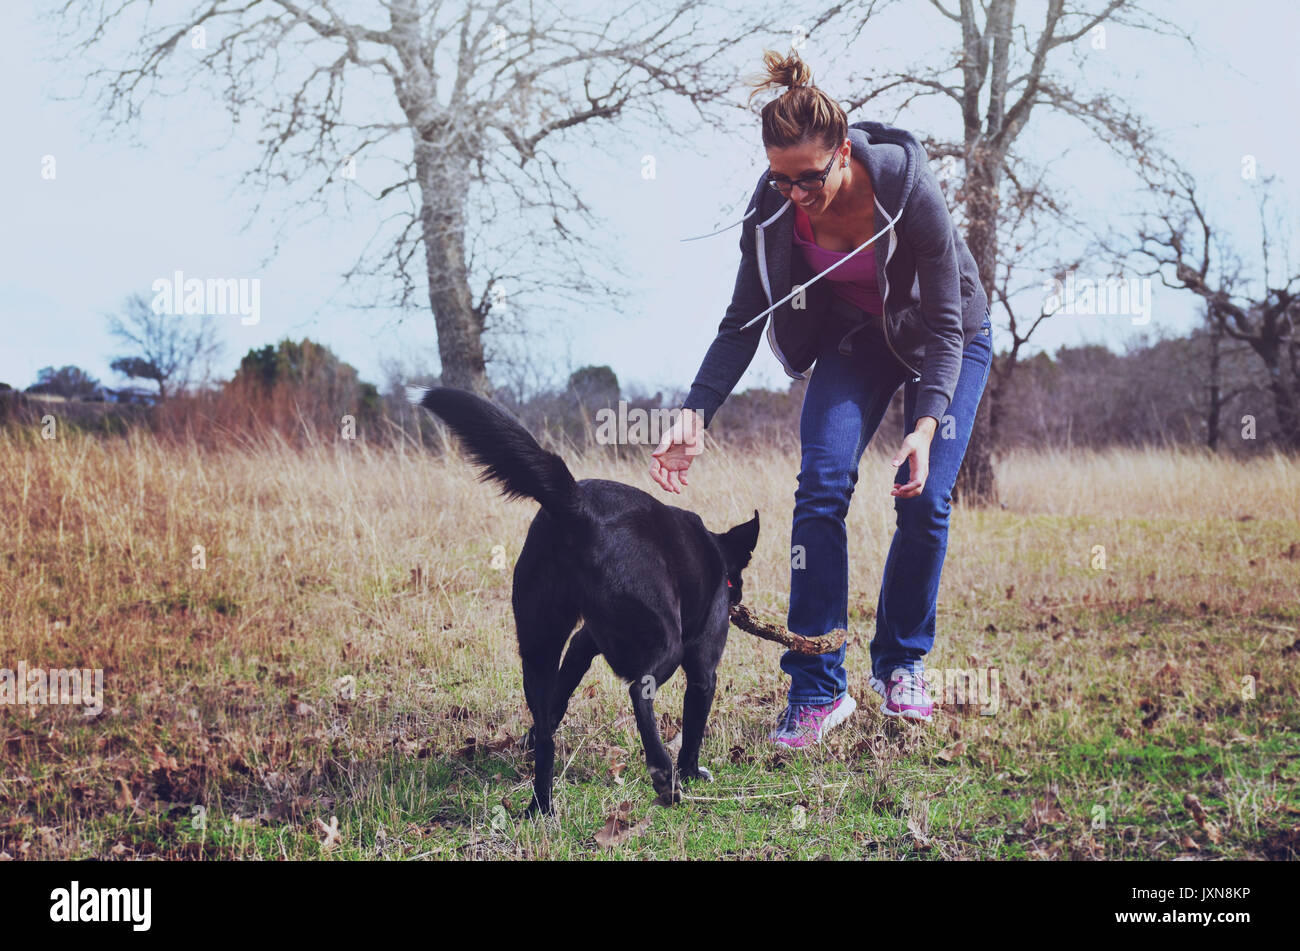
[{"xmin": 2, "ymin": 425, "xmax": 1298, "ymax": 859}]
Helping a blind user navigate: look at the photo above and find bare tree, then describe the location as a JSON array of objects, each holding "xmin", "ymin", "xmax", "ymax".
[
  {"xmin": 1199, "ymin": 307, "xmax": 1259, "ymax": 451},
  {"xmin": 813, "ymin": 0, "xmax": 1194, "ymax": 503},
  {"xmin": 1117, "ymin": 167, "xmax": 1300, "ymax": 449},
  {"xmin": 57, "ymin": 0, "xmax": 760, "ymax": 398},
  {"xmin": 107, "ymin": 293, "xmax": 223, "ymax": 401}
]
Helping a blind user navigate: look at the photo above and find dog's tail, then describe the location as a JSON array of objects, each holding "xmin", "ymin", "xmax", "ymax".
[{"xmin": 410, "ymin": 386, "xmax": 584, "ymax": 527}]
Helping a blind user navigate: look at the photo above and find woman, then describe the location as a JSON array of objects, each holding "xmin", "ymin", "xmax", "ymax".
[{"xmin": 649, "ymin": 49, "xmax": 993, "ymax": 747}]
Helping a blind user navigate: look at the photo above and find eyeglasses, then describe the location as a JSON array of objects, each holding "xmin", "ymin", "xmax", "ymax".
[{"xmin": 766, "ymin": 151, "xmax": 838, "ymax": 194}]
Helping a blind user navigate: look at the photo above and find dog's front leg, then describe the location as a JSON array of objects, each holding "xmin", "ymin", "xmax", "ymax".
[
  {"xmin": 676, "ymin": 623, "xmax": 725, "ymax": 784},
  {"xmin": 628, "ymin": 678, "xmax": 680, "ymax": 806},
  {"xmin": 676, "ymin": 671, "xmax": 717, "ymax": 785}
]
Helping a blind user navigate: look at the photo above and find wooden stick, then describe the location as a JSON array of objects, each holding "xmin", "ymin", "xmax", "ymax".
[{"xmin": 728, "ymin": 603, "xmax": 848, "ymax": 655}]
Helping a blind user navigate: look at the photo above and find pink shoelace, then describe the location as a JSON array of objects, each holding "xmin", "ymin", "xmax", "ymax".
[
  {"xmin": 889, "ymin": 672, "xmax": 929, "ymax": 704},
  {"xmin": 794, "ymin": 700, "xmax": 835, "ymax": 732}
]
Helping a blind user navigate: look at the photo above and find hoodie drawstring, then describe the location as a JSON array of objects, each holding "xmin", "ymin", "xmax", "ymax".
[{"xmin": 693, "ymin": 201, "xmax": 901, "ymax": 337}]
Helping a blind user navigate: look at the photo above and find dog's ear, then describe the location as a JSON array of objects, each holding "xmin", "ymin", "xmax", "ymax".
[
  {"xmin": 740, "ymin": 508, "xmax": 760, "ymax": 553},
  {"xmin": 719, "ymin": 509, "xmax": 761, "ymax": 569}
]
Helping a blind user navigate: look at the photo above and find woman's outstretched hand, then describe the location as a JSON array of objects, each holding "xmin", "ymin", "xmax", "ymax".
[
  {"xmin": 890, "ymin": 423, "xmax": 935, "ymax": 499},
  {"xmin": 650, "ymin": 408, "xmax": 704, "ymax": 494}
]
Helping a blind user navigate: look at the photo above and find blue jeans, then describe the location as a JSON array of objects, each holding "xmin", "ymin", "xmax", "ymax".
[{"xmin": 782, "ymin": 306, "xmax": 993, "ymax": 704}]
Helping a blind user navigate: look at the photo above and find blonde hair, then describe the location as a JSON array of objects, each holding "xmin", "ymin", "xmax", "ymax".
[{"xmin": 746, "ymin": 48, "xmax": 848, "ymax": 153}]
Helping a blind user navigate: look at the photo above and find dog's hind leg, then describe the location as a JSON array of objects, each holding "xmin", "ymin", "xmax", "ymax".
[
  {"xmin": 520, "ymin": 631, "xmax": 572, "ymax": 818},
  {"xmin": 549, "ymin": 626, "xmax": 599, "ymax": 728},
  {"xmin": 515, "ymin": 541, "xmax": 579, "ymax": 818}
]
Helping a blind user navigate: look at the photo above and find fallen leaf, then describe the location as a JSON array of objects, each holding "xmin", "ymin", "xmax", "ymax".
[
  {"xmin": 315, "ymin": 815, "xmax": 341, "ymax": 852},
  {"xmin": 594, "ymin": 801, "xmax": 651, "ymax": 848},
  {"xmin": 936, "ymin": 741, "xmax": 967, "ymax": 764},
  {"xmin": 1183, "ymin": 793, "xmax": 1222, "ymax": 844},
  {"xmin": 483, "ymin": 730, "xmax": 517, "ymax": 754},
  {"xmin": 114, "ymin": 777, "xmax": 135, "ymax": 810},
  {"xmin": 729, "ymin": 745, "xmax": 755, "ymax": 764},
  {"xmin": 1024, "ymin": 789, "xmax": 1068, "ymax": 833},
  {"xmin": 150, "ymin": 745, "xmax": 180, "ymax": 771}
]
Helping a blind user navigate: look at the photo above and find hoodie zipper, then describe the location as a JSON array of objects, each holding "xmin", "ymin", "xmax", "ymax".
[
  {"xmin": 875, "ymin": 197, "xmax": 922, "ymax": 380},
  {"xmin": 754, "ymin": 200, "xmax": 807, "ymax": 380}
]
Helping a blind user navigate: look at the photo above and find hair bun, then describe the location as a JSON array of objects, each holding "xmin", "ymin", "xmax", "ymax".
[
  {"xmin": 745, "ymin": 48, "xmax": 847, "ymax": 154},
  {"xmin": 748, "ymin": 49, "xmax": 814, "ymax": 97}
]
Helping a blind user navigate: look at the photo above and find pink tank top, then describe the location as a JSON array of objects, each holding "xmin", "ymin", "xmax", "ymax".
[{"xmin": 792, "ymin": 204, "xmax": 883, "ymax": 315}]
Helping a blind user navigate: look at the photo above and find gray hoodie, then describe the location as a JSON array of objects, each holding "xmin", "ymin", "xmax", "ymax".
[{"xmin": 681, "ymin": 119, "xmax": 989, "ymax": 429}]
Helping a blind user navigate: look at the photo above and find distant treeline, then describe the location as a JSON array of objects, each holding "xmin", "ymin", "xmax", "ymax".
[{"xmin": 0, "ymin": 326, "xmax": 1285, "ymax": 455}]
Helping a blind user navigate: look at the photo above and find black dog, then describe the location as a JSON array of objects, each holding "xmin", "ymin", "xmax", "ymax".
[{"xmin": 413, "ymin": 386, "xmax": 759, "ymax": 815}]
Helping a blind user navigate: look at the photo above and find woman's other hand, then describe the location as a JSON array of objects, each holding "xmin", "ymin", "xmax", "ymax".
[
  {"xmin": 890, "ymin": 418, "xmax": 936, "ymax": 498},
  {"xmin": 650, "ymin": 408, "xmax": 704, "ymax": 494}
]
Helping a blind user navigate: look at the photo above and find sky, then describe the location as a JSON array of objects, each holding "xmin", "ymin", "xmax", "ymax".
[{"xmin": 2, "ymin": 0, "xmax": 1297, "ymax": 402}]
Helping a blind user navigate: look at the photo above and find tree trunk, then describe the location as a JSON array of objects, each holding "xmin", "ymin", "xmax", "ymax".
[
  {"xmin": 1206, "ymin": 321, "xmax": 1222, "ymax": 451},
  {"xmin": 1264, "ymin": 368, "xmax": 1300, "ymax": 449},
  {"xmin": 954, "ymin": 400, "xmax": 997, "ymax": 506},
  {"xmin": 416, "ymin": 145, "xmax": 491, "ymax": 397},
  {"xmin": 1241, "ymin": 329, "xmax": 1300, "ymax": 450},
  {"xmin": 953, "ymin": 141, "xmax": 1003, "ymax": 507}
]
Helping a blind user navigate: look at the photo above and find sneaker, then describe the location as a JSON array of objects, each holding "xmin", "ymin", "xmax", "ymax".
[
  {"xmin": 874, "ymin": 667, "xmax": 933, "ymax": 720},
  {"xmin": 769, "ymin": 693, "xmax": 857, "ymax": 748}
]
